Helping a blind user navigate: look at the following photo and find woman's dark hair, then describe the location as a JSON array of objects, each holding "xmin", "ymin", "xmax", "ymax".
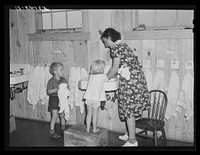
[{"xmin": 101, "ymin": 28, "xmax": 121, "ymax": 42}]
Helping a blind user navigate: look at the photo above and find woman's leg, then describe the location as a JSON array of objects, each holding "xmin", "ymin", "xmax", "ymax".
[
  {"xmin": 126, "ymin": 116, "xmax": 137, "ymax": 143},
  {"xmin": 86, "ymin": 105, "xmax": 92, "ymax": 132},
  {"xmin": 92, "ymin": 107, "xmax": 100, "ymax": 133}
]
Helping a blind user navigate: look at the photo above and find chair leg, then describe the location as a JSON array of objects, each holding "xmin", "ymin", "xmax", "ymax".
[
  {"xmin": 160, "ymin": 128, "xmax": 166, "ymax": 140},
  {"xmin": 154, "ymin": 130, "xmax": 157, "ymax": 146},
  {"xmin": 145, "ymin": 129, "xmax": 148, "ymax": 135}
]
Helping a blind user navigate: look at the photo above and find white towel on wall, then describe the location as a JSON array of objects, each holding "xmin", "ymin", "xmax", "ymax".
[
  {"xmin": 68, "ymin": 66, "xmax": 77, "ymax": 105},
  {"xmin": 27, "ymin": 65, "xmax": 52, "ymax": 109},
  {"xmin": 38, "ymin": 66, "xmax": 47, "ymax": 104},
  {"xmin": 177, "ymin": 72, "xmax": 194, "ymax": 121},
  {"xmin": 79, "ymin": 67, "xmax": 89, "ymax": 113},
  {"xmin": 151, "ymin": 69, "xmax": 168, "ymax": 92},
  {"xmin": 58, "ymin": 83, "xmax": 72, "ymax": 121},
  {"xmin": 165, "ymin": 71, "xmax": 180, "ymax": 120},
  {"xmin": 27, "ymin": 66, "xmax": 41, "ymax": 109},
  {"xmin": 74, "ymin": 67, "xmax": 81, "ymax": 107}
]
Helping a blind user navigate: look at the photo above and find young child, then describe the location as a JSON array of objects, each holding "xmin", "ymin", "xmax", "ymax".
[
  {"xmin": 47, "ymin": 62, "xmax": 67, "ymax": 139},
  {"xmin": 83, "ymin": 60, "xmax": 107, "ymax": 133}
]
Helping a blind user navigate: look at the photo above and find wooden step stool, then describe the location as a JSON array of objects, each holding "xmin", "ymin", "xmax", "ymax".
[{"xmin": 64, "ymin": 124, "xmax": 108, "ymax": 146}]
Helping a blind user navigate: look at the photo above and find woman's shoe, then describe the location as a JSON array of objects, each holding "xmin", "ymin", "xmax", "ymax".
[
  {"xmin": 122, "ymin": 140, "xmax": 138, "ymax": 147},
  {"xmin": 118, "ymin": 133, "xmax": 128, "ymax": 141}
]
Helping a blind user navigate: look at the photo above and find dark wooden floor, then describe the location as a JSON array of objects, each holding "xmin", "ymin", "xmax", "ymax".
[{"xmin": 8, "ymin": 117, "xmax": 194, "ymax": 150}]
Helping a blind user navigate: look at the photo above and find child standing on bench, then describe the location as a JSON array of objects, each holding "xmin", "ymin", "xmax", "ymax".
[{"xmin": 84, "ymin": 60, "xmax": 107, "ymax": 133}]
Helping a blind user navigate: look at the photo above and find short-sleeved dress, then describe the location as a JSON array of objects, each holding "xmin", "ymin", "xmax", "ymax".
[{"xmin": 110, "ymin": 42, "xmax": 150, "ymax": 121}]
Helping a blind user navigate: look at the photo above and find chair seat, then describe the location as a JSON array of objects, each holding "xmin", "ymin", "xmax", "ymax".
[{"xmin": 136, "ymin": 118, "xmax": 165, "ymax": 131}]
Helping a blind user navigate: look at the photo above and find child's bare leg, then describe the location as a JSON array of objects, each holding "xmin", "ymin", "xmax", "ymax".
[
  {"xmin": 86, "ymin": 105, "xmax": 92, "ymax": 132},
  {"xmin": 59, "ymin": 112, "xmax": 66, "ymax": 131},
  {"xmin": 50, "ymin": 110, "xmax": 58, "ymax": 134},
  {"xmin": 92, "ymin": 107, "xmax": 100, "ymax": 133}
]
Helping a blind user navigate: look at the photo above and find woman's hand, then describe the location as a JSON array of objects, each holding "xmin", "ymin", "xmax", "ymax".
[{"xmin": 106, "ymin": 57, "xmax": 120, "ymax": 80}]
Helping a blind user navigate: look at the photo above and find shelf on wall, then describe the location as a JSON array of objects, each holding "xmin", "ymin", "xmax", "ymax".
[
  {"xmin": 123, "ymin": 29, "xmax": 193, "ymax": 40},
  {"xmin": 28, "ymin": 32, "xmax": 90, "ymax": 41}
]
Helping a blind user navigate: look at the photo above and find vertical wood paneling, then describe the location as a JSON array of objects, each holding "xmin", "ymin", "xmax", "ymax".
[
  {"xmin": 125, "ymin": 40, "xmax": 143, "ymax": 63},
  {"xmin": 37, "ymin": 100, "xmax": 47, "ymax": 121},
  {"xmin": 111, "ymin": 10, "xmax": 124, "ymax": 39},
  {"xmin": 74, "ymin": 41, "xmax": 88, "ymax": 69},
  {"xmin": 18, "ymin": 10, "xmax": 28, "ymax": 63},
  {"xmin": 61, "ymin": 41, "xmax": 75, "ymax": 80},
  {"xmin": 142, "ymin": 40, "xmax": 156, "ymax": 76},
  {"xmin": 123, "ymin": 10, "xmax": 132, "ymax": 32},
  {"xmin": 67, "ymin": 105, "xmax": 77, "ymax": 125},
  {"xmin": 10, "ymin": 10, "xmax": 21, "ymax": 63}
]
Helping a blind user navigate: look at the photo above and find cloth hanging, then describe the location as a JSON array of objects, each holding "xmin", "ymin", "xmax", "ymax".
[
  {"xmin": 151, "ymin": 69, "xmax": 168, "ymax": 92},
  {"xmin": 165, "ymin": 71, "xmax": 180, "ymax": 120},
  {"xmin": 74, "ymin": 67, "xmax": 81, "ymax": 107},
  {"xmin": 58, "ymin": 83, "xmax": 72, "ymax": 121},
  {"xmin": 177, "ymin": 72, "xmax": 194, "ymax": 121},
  {"xmin": 27, "ymin": 65, "xmax": 52, "ymax": 109},
  {"xmin": 78, "ymin": 67, "xmax": 89, "ymax": 113},
  {"xmin": 27, "ymin": 66, "xmax": 41, "ymax": 109},
  {"xmin": 68, "ymin": 66, "xmax": 77, "ymax": 105}
]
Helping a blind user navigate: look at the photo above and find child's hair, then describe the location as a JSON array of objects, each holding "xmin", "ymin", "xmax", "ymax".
[
  {"xmin": 90, "ymin": 60, "xmax": 105, "ymax": 74},
  {"xmin": 49, "ymin": 62, "xmax": 63, "ymax": 75}
]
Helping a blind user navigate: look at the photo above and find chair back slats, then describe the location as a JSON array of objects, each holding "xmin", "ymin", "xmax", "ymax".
[
  {"xmin": 146, "ymin": 90, "xmax": 168, "ymax": 122},
  {"xmin": 155, "ymin": 92, "xmax": 161, "ymax": 119}
]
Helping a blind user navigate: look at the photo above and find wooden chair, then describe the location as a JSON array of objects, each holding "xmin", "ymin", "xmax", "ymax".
[{"xmin": 136, "ymin": 90, "xmax": 168, "ymax": 146}]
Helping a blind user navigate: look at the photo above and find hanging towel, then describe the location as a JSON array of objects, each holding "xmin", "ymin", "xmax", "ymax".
[
  {"xmin": 78, "ymin": 67, "xmax": 89, "ymax": 113},
  {"xmin": 27, "ymin": 66, "xmax": 41, "ymax": 109},
  {"xmin": 68, "ymin": 66, "xmax": 77, "ymax": 105},
  {"xmin": 38, "ymin": 66, "xmax": 47, "ymax": 105},
  {"xmin": 143, "ymin": 68, "xmax": 153, "ymax": 91},
  {"xmin": 74, "ymin": 67, "xmax": 81, "ymax": 107},
  {"xmin": 165, "ymin": 71, "xmax": 179, "ymax": 120},
  {"xmin": 43, "ymin": 65, "xmax": 52, "ymax": 103},
  {"xmin": 84, "ymin": 74, "xmax": 106, "ymax": 102},
  {"xmin": 151, "ymin": 69, "xmax": 168, "ymax": 92},
  {"xmin": 177, "ymin": 72, "xmax": 194, "ymax": 121},
  {"xmin": 58, "ymin": 83, "xmax": 71, "ymax": 121}
]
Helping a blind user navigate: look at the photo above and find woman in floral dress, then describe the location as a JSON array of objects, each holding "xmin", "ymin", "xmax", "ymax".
[{"xmin": 101, "ymin": 28, "xmax": 150, "ymax": 146}]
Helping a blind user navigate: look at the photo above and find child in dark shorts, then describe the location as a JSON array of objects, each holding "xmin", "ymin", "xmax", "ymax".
[{"xmin": 47, "ymin": 62, "xmax": 68, "ymax": 139}]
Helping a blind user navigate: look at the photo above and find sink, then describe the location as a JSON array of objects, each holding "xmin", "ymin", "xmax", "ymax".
[
  {"xmin": 78, "ymin": 77, "xmax": 119, "ymax": 92},
  {"xmin": 10, "ymin": 64, "xmax": 30, "ymax": 87},
  {"xmin": 10, "ymin": 74, "xmax": 29, "ymax": 87}
]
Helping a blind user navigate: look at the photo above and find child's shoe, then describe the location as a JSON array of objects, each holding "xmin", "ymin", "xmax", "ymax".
[{"xmin": 50, "ymin": 132, "xmax": 61, "ymax": 139}]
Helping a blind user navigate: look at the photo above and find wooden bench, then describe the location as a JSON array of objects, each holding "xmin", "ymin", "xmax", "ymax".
[{"xmin": 64, "ymin": 124, "xmax": 108, "ymax": 146}]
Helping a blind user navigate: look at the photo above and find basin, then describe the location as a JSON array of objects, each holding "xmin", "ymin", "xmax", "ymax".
[
  {"xmin": 78, "ymin": 77, "xmax": 119, "ymax": 92},
  {"xmin": 10, "ymin": 74, "xmax": 30, "ymax": 87},
  {"xmin": 10, "ymin": 64, "xmax": 30, "ymax": 87}
]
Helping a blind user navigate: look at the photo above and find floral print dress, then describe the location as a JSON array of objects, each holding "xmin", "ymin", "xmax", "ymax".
[{"xmin": 110, "ymin": 42, "xmax": 150, "ymax": 121}]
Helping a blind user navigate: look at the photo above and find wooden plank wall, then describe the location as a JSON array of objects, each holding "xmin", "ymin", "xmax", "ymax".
[{"xmin": 9, "ymin": 10, "xmax": 194, "ymax": 143}]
